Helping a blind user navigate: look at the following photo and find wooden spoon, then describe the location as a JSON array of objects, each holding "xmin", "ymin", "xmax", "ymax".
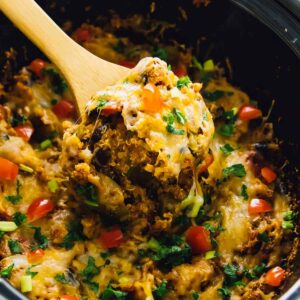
[{"xmin": 0, "ymin": 0, "xmax": 129, "ymax": 114}]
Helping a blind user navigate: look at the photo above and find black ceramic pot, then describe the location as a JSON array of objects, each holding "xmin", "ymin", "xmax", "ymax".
[{"xmin": 0, "ymin": 0, "xmax": 299, "ymax": 299}]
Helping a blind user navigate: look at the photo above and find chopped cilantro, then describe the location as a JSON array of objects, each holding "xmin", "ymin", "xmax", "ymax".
[
  {"xmin": 12, "ymin": 212, "xmax": 27, "ymax": 226},
  {"xmin": 101, "ymin": 283, "xmax": 127, "ymax": 300},
  {"xmin": 204, "ymin": 223, "xmax": 225, "ymax": 234},
  {"xmin": 80, "ymin": 256, "xmax": 100, "ymax": 293},
  {"xmin": 97, "ymin": 98, "xmax": 108, "ymax": 109},
  {"xmin": 61, "ymin": 220, "xmax": 85, "ymax": 249},
  {"xmin": 172, "ymin": 108, "xmax": 187, "ymax": 124},
  {"xmin": 223, "ymin": 264, "xmax": 244, "ymax": 287},
  {"xmin": 43, "ymin": 67, "xmax": 68, "ymax": 94},
  {"xmin": 153, "ymin": 280, "xmax": 169, "ymax": 299},
  {"xmin": 5, "ymin": 180, "xmax": 22, "ymax": 204},
  {"xmin": 54, "ymin": 273, "xmax": 71, "ymax": 284},
  {"xmin": 244, "ymin": 263, "xmax": 266, "ymax": 280},
  {"xmin": 220, "ymin": 144, "xmax": 234, "ymax": 155},
  {"xmin": 75, "ymin": 183, "xmax": 99, "ymax": 207},
  {"xmin": 217, "ymin": 124, "xmax": 234, "ymax": 137},
  {"xmin": 176, "ymin": 76, "xmax": 191, "ymax": 89},
  {"xmin": 241, "ymin": 184, "xmax": 248, "ymax": 200},
  {"xmin": 283, "ymin": 210, "xmax": 296, "ymax": 221},
  {"xmin": 5, "ymin": 194, "xmax": 22, "ymax": 204},
  {"xmin": 163, "ymin": 111, "xmax": 185, "ymax": 135},
  {"xmin": 222, "ymin": 164, "xmax": 246, "ymax": 178},
  {"xmin": 11, "ymin": 113, "xmax": 27, "ymax": 127},
  {"xmin": 192, "ymin": 291, "xmax": 200, "ymax": 300},
  {"xmin": 26, "ymin": 266, "xmax": 38, "ymax": 278},
  {"xmin": 203, "ymin": 90, "xmax": 233, "ymax": 102},
  {"xmin": 258, "ymin": 232, "xmax": 269, "ymax": 243},
  {"xmin": 152, "ymin": 47, "xmax": 168, "ymax": 61},
  {"xmin": 163, "ymin": 113, "xmax": 175, "ymax": 124},
  {"xmin": 8, "ymin": 240, "xmax": 22, "ymax": 254},
  {"xmin": 31, "ymin": 226, "xmax": 48, "ymax": 250},
  {"xmin": 100, "ymin": 251, "xmax": 111, "ymax": 259},
  {"xmin": 0, "ymin": 263, "xmax": 14, "ymax": 278},
  {"xmin": 218, "ymin": 287, "xmax": 231, "ymax": 299},
  {"xmin": 139, "ymin": 235, "xmax": 192, "ymax": 271}
]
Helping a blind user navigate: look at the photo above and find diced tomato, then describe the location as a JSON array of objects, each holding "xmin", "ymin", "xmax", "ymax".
[
  {"xmin": 74, "ymin": 28, "xmax": 91, "ymax": 43},
  {"xmin": 174, "ymin": 65, "xmax": 187, "ymax": 77},
  {"xmin": 27, "ymin": 249, "xmax": 45, "ymax": 263},
  {"xmin": 238, "ymin": 105, "xmax": 262, "ymax": 121},
  {"xmin": 248, "ymin": 198, "xmax": 273, "ymax": 215},
  {"xmin": 265, "ymin": 266, "xmax": 286, "ymax": 287},
  {"xmin": 0, "ymin": 157, "xmax": 19, "ymax": 181},
  {"xmin": 60, "ymin": 296, "xmax": 78, "ymax": 300},
  {"xmin": 101, "ymin": 104, "xmax": 121, "ymax": 116},
  {"xmin": 28, "ymin": 59, "xmax": 46, "ymax": 77},
  {"xmin": 261, "ymin": 167, "xmax": 277, "ymax": 184},
  {"xmin": 198, "ymin": 154, "xmax": 214, "ymax": 174},
  {"xmin": 100, "ymin": 226, "xmax": 124, "ymax": 249},
  {"xmin": 142, "ymin": 83, "xmax": 164, "ymax": 113},
  {"xmin": 186, "ymin": 226, "xmax": 212, "ymax": 254},
  {"xmin": 14, "ymin": 125, "xmax": 34, "ymax": 142},
  {"xmin": 119, "ymin": 60, "xmax": 136, "ymax": 68},
  {"xmin": 52, "ymin": 99, "xmax": 75, "ymax": 119},
  {"xmin": 27, "ymin": 198, "xmax": 54, "ymax": 221}
]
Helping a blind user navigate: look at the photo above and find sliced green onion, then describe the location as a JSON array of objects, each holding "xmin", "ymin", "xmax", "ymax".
[
  {"xmin": 84, "ymin": 200, "xmax": 99, "ymax": 207},
  {"xmin": 19, "ymin": 164, "xmax": 34, "ymax": 174},
  {"xmin": 40, "ymin": 139, "xmax": 52, "ymax": 150},
  {"xmin": 205, "ymin": 250, "xmax": 216, "ymax": 260},
  {"xmin": 0, "ymin": 221, "xmax": 17, "ymax": 232},
  {"xmin": 20, "ymin": 275, "xmax": 32, "ymax": 293},
  {"xmin": 282, "ymin": 220, "xmax": 294, "ymax": 229},
  {"xmin": 203, "ymin": 59, "xmax": 215, "ymax": 71},
  {"xmin": 48, "ymin": 179, "xmax": 58, "ymax": 193},
  {"xmin": 147, "ymin": 237, "xmax": 161, "ymax": 252}
]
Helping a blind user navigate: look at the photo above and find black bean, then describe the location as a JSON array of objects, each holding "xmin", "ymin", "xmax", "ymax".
[
  {"xmin": 92, "ymin": 148, "xmax": 111, "ymax": 169},
  {"xmin": 91, "ymin": 125, "xmax": 109, "ymax": 144}
]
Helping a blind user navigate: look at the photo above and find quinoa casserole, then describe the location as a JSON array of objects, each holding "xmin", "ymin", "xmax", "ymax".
[{"xmin": 0, "ymin": 7, "xmax": 299, "ymax": 300}]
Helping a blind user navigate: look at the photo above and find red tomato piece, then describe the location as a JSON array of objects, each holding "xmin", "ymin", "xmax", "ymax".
[
  {"xmin": 28, "ymin": 58, "xmax": 46, "ymax": 77},
  {"xmin": 100, "ymin": 226, "xmax": 124, "ymax": 249},
  {"xmin": 52, "ymin": 99, "xmax": 75, "ymax": 119},
  {"xmin": 15, "ymin": 125, "xmax": 34, "ymax": 142},
  {"xmin": 248, "ymin": 198, "xmax": 273, "ymax": 215},
  {"xmin": 198, "ymin": 154, "xmax": 214, "ymax": 174},
  {"xmin": 27, "ymin": 198, "xmax": 54, "ymax": 221},
  {"xmin": 27, "ymin": 249, "xmax": 45, "ymax": 263},
  {"xmin": 119, "ymin": 60, "xmax": 136, "ymax": 68},
  {"xmin": 60, "ymin": 296, "xmax": 78, "ymax": 300},
  {"xmin": 174, "ymin": 65, "xmax": 187, "ymax": 77},
  {"xmin": 101, "ymin": 104, "xmax": 121, "ymax": 116},
  {"xmin": 74, "ymin": 28, "xmax": 91, "ymax": 43},
  {"xmin": 0, "ymin": 157, "xmax": 18, "ymax": 181},
  {"xmin": 265, "ymin": 266, "xmax": 286, "ymax": 287},
  {"xmin": 261, "ymin": 167, "xmax": 277, "ymax": 184},
  {"xmin": 142, "ymin": 83, "xmax": 164, "ymax": 113},
  {"xmin": 238, "ymin": 105, "xmax": 262, "ymax": 121},
  {"xmin": 186, "ymin": 226, "xmax": 212, "ymax": 254}
]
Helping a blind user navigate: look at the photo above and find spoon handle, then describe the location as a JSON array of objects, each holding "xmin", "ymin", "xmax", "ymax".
[{"xmin": 0, "ymin": 0, "xmax": 128, "ymax": 113}]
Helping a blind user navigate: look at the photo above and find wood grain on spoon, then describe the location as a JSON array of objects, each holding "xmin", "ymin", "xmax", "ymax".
[{"xmin": 0, "ymin": 0, "xmax": 129, "ymax": 114}]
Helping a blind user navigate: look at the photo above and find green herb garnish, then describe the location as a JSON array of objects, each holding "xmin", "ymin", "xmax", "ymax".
[
  {"xmin": 12, "ymin": 212, "xmax": 27, "ymax": 226},
  {"xmin": 26, "ymin": 266, "xmax": 38, "ymax": 278},
  {"xmin": 8, "ymin": 240, "xmax": 22, "ymax": 254},
  {"xmin": 43, "ymin": 67, "xmax": 68, "ymax": 94},
  {"xmin": 0, "ymin": 263, "xmax": 14, "ymax": 278},
  {"xmin": 31, "ymin": 226, "xmax": 48, "ymax": 250},
  {"xmin": 241, "ymin": 184, "xmax": 248, "ymax": 200},
  {"xmin": 176, "ymin": 76, "xmax": 191, "ymax": 89},
  {"xmin": 203, "ymin": 90, "xmax": 233, "ymax": 102},
  {"xmin": 80, "ymin": 256, "xmax": 100, "ymax": 293},
  {"xmin": 61, "ymin": 220, "xmax": 86, "ymax": 249},
  {"xmin": 54, "ymin": 273, "xmax": 71, "ymax": 284},
  {"xmin": 220, "ymin": 144, "xmax": 234, "ymax": 155},
  {"xmin": 153, "ymin": 280, "xmax": 169, "ymax": 299},
  {"xmin": 222, "ymin": 164, "xmax": 246, "ymax": 179},
  {"xmin": 101, "ymin": 283, "xmax": 127, "ymax": 300}
]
